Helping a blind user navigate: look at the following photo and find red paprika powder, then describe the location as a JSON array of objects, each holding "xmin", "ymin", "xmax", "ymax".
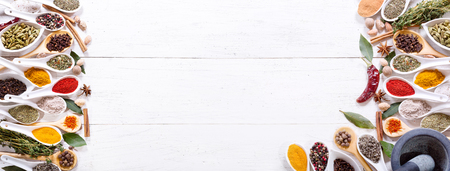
[
  {"xmin": 52, "ymin": 78, "xmax": 78, "ymax": 94},
  {"xmin": 386, "ymin": 80, "xmax": 415, "ymax": 96}
]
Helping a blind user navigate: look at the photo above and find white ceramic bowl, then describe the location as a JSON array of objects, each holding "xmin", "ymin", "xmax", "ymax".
[
  {"xmin": 381, "ymin": 0, "xmax": 410, "ymax": 22},
  {"xmin": 29, "ymin": 0, "xmax": 82, "ymax": 14},
  {"xmin": 359, "ymin": 0, "xmax": 386, "ymax": 17},
  {"xmin": 0, "ymin": 72, "xmax": 35, "ymax": 103},
  {"xmin": 0, "ymin": 21, "xmax": 44, "ymax": 53},
  {"xmin": 423, "ymin": 18, "xmax": 450, "ymax": 52},
  {"xmin": 285, "ymin": 143, "xmax": 311, "ymax": 171}
]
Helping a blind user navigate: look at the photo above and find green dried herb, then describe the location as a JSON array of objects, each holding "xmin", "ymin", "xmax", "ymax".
[
  {"xmin": 392, "ymin": 55, "xmax": 421, "ymax": 72},
  {"xmin": 8, "ymin": 105, "xmax": 39, "ymax": 124},
  {"xmin": 384, "ymin": 0, "xmax": 406, "ymax": 19},
  {"xmin": 393, "ymin": 0, "xmax": 450, "ymax": 32},
  {"xmin": 47, "ymin": 54, "xmax": 72, "ymax": 70},
  {"xmin": 421, "ymin": 113, "xmax": 450, "ymax": 132}
]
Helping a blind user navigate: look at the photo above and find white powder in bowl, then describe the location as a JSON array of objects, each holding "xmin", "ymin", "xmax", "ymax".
[
  {"xmin": 435, "ymin": 83, "xmax": 450, "ymax": 98},
  {"xmin": 11, "ymin": 0, "xmax": 40, "ymax": 13},
  {"xmin": 37, "ymin": 96, "xmax": 66, "ymax": 115}
]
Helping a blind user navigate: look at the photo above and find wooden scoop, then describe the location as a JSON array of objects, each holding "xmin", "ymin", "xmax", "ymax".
[
  {"xmin": 29, "ymin": 114, "xmax": 82, "ymax": 133},
  {"xmin": 383, "ymin": 117, "xmax": 412, "ymax": 137},
  {"xmin": 393, "ymin": 29, "xmax": 446, "ymax": 57},
  {"xmin": 334, "ymin": 127, "xmax": 372, "ymax": 171},
  {"xmin": 0, "ymin": 150, "xmax": 77, "ymax": 171},
  {"xmin": 0, "ymin": 30, "xmax": 74, "ymax": 71}
]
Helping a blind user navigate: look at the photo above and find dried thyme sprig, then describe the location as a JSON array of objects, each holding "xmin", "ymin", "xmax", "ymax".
[
  {"xmin": 0, "ymin": 121, "xmax": 61, "ymax": 157},
  {"xmin": 393, "ymin": 0, "xmax": 450, "ymax": 32}
]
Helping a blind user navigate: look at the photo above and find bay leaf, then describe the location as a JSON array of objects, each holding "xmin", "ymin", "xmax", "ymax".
[
  {"xmin": 340, "ymin": 110, "xmax": 376, "ymax": 129},
  {"xmin": 380, "ymin": 51, "xmax": 396, "ymax": 74},
  {"xmin": 70, "ymin": 51, "xmax": 85, "ymax": 74},
  {"xmin": 359, "ymin": 34, "xmax": 373, "ymax": 62},
  {"xmin": 2, "ymin": 166, "xmax": 26, "ymax": 171},
  {"xmin": 382, "ymin": 102, "xmax": 401, "ymax": 119},
  {"xmin": 64, "ymin": 99, "xmax": 83, "ymax": 115},
  {"xmin": 380, "ymin": 141, "xmax": 394, "ymax": 158},
  {"xmin": 63, "ymin": 133, "xmax": 87, "ymax": 147}
]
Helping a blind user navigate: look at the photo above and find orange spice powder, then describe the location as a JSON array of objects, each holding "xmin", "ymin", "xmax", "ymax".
[{"xmin": 358, "ymin": 0, "xmax": 384, "ymax": 17}]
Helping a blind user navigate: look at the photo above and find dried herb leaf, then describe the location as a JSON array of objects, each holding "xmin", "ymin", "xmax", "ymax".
[
  {"xmin": 340, "ymin": 110, "xmax": 376, "ymax": 129},
  {"xmin": 382, "ymin": 102, "xmax": 401, "ymax": 119},
  {"xmin": 2, "ymin": 166, "xmax": 26, "ymax": 171},
  {"xmin": 63, "ymin": 133, "xmax": 87, "ymax": 147},
  {"xmin": 70, "ymin": 51, "xmax": 85, "ymax": 74},
  {"xmin": 380, "ymin": 141, "xmax": 394, "ymax": 158},
  {"xmin": 359, "ymin": 34, "xmax": 373, "ymax": 62},
  {"xmin": 64, "ymin": 99, "xmax": 82, "ymax": 114},
  {"xmin": 380, "ymin": 51, "xmax": 396, "ymax": 74}
]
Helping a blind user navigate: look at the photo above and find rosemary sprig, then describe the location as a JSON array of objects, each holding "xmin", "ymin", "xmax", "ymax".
[
  {"xmin": 393, "ymin": 0, "xmax": 450, "ymax": 32},
  {"xmin": 0, "ymin": 122, "xmax": 61, "ymax": 157}
]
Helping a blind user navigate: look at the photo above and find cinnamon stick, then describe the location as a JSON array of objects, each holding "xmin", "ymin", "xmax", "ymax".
[
  {"xmin": 67, "ymin": 22, "xmax": 87, "ymax": 52},
  {"xmin": 376, "ymin": 111, "xmax": 383, "ymax": 141},
  {"xmin": 370, "ymin": 32, "xmax": 394, "ymax": 44},
  {"xmin": 42, "ymin": 4, "xmax": 75, "ymax": 24},
  {"xmin": 370, "ymin": 31, "xmax": 393, "ymax": 41},
  {"xmin": 83, "ymin": 108, "xmax": 90, "ymax": 137}
]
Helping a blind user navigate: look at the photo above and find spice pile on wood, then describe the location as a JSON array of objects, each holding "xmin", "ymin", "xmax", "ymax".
[
  {"xmin": 286, "ymin": 0, "xmax": 450, "ymax": 171},
  {"xmin": 0, "ymin": 0, "xmax": 90, "ymax": 170}
]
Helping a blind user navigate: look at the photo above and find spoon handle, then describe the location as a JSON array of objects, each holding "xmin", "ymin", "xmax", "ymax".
[
  {"xmin": 0, "ymin": 152, "xmax": 49, "ymax": 161},
  {"xmin": 416, "ymin": 91, "xmax": 448, "ymax": 102},
  {"xmin": 1, "ymin": 155, "xmax": 34, "ymax": 171},
  {"xmin": 4, "ymin": 95, "xmax": 46, "ymax": 113},
  {"xmin": 353, "ymin": 152, "xmax": 372, "ymax": 171},
  {"xmin": 0, "ymin": 56, "xmax": 24, "ymax": 74},
  {"xmin": 21, "ymin": 87, "xmax": 54, "ymax": 99},
  {"xmin": 4, "ymin": 8, "xmax": 35, "ymax": 21},
  {"xmin": 0, "ymin": 1, "xmax": 12, "ymax": 8}
]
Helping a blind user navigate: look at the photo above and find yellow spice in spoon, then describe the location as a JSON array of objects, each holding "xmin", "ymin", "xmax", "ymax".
[{"xmin": 32, "ymin": 127, "xmax": 61, "ymax": 144}]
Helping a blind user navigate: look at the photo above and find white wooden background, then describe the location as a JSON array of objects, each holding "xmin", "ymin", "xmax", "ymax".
[{"xmin": 1, "ymin": 0, "xmax": 450, "ymax": 170}]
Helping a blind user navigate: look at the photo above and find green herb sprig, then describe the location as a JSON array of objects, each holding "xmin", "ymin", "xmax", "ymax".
[{"xmin": 393, "ymin": 0, "xmax": 450, "ymax": 32}]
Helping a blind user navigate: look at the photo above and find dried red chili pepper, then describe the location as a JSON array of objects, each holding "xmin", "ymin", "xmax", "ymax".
[
  {"xmin": 356, "ymin": 58, "xmax": 380, "ymax": 103},
  {"xmin": 0, "ymin": 18, "xmax": 20, "ymax": 31}
]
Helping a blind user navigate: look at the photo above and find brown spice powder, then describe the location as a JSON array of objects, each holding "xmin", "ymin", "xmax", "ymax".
[{"xmin": 358, "ymin": 0, "xmax": 384, "ymax": 17}]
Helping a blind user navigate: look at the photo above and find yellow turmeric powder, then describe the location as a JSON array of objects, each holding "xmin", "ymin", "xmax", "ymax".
[
  {"xmin": 358, "ymin": 0, "xmax": 384, "ymax": 17},
  {"xmin": 287, "ymin": 144, "xmax": 307, "ymax": 171},
  {"xmin": 24, "ymin": 67, "xmax": 51, "ymax": 87},
  {"xmin": 32, "ymin": 127, "xmax": 61, "ymax": 144},
  {"xmin": 414, "ymin": 69, "xmax": 445, "ymax": 89}
]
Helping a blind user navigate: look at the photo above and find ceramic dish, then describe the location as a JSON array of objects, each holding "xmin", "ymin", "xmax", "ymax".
[
  {"xmin": 413, "ymin": 67, "xmax": 450, "ymax": 91},
  {"xmin": 29, "ymin": 0, "xmax": 82, "ymax": 14},
  {"xmin": 389, "ymin": 54, "xmax": 450, "ymax": 75},
  {"xmin": 383, "ymin": 76, "xmax": 448, "ymax": 102},
  {"xmin": 358, "ymin": 0, "xmax": 386, "ymax": 17},
  {"xmin": 0, "ymin": 21, "xmax": 44, "ymax": 53},
  {"xmin": 423, "ymin": 18, "xmax": 450, "ymax": 52},
  {"xmin": 285, "ymin": 143, "xmax": 311, "ymax": 171},
  {"xmin": 13, "ymin": 53, "xmax": 75, "ymax": 73},
  {"xmin": 0, "ymin": 72, "xmax": 35, "ymax": 103},
  {"xmin": 381, "ymin": 0, "xmax": 410, "ymax": 22}
]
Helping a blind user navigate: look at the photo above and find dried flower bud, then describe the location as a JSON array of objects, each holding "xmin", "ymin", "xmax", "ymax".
[
  {"xmin": 77, "ymin": 59, "xmax": 85, "ymax": 66},
  {"xmin": 75, "ymin": 99, "xmax": 86, "ymax": 107},
  {"xmin": 79, "ymin": 20, "xmax": 87, "ymax": 31},
  {"xmin": 84, "ymin": 35, "xmax": 91, "ymax": 45},
  {"xmin": 72, "ymin": 65, "xmax": 81, "ymax": 75},
  {"xmin": 74, "ymin": 16, "xmax": 80, "ymax": 24}
]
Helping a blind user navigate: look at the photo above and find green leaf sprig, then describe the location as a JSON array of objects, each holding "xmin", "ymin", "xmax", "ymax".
[
  {"xmin": 382, "ymin": 102, "xmax": 401, "ymax": 119},
  {"xmin": 63, "ymin": 133, "xmax": 87, "ymax": 147},
  {"xmin": 393, "ymin": 0, "xmax": 450, "ymax": 32},
  {"xmin": 70, "ymin": 51, "xmax": 86, "ymax": 74},
  {"xmin": 359, "ymin": 34, "xmax": 373, "ymax": 62},
  {"xmin": 64, "ymin": 99, "xmax": 83, "ymax": 114},
  {"xmin": 340, "ymin": 110, "xmax": 376, "ymax": 129},
  {"xmin": 380, "ymin": 141, "xmax": 395, "ymax": 158}
]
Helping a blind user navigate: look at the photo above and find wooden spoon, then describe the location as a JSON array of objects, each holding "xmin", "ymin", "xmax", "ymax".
[
  {"xmin": 393, "ymin": 29, "xmax": 446, "ymax": 57},
  {"xmin": 0, "ymin": 30, "xmax": 74, "ymax": 71},
  {"xmin": 29, "ymin": 114, "xmax": 82, "ymax": 133},
  {"xmin": 334, "ymin": 127, "xmax": 372, "ymax": 171},
  {"xmin": 0, "ymin": 150, "xmax": 77, "ymax": 171},
  {"xmin": 383, "ymin": 117, "xmax": 412, "ymax": 137}
]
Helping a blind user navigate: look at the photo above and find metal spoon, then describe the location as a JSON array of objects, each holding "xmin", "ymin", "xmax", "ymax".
[
  {"xmin": 5, "ymin": 8, "xmax": 65, "ymax": 31},
  {"xmin": 1, "ymin": 155, "xmax": 61, "ymax": 171},
  {"xmin": 0, "ymin": 121, "xmax": 62, "ymax": 146}
]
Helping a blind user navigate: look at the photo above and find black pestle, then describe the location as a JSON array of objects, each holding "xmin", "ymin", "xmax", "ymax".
[{"xmin": 395, "ymin": 154, "xmax": 435, "ymax": 171}]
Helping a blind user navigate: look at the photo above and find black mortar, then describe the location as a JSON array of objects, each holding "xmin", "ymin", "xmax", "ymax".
[{"xmin": 392, "ymin": 128, "xmax": 450, "ymax": 171}]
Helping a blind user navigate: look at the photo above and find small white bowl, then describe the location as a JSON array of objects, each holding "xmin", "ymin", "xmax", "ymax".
[
  {"xmin": 0, "ymin": 72, "xmax": 36, "ymax": 103},
  {"xmin": 0, "ymin": 21, "xmax": 44, "ymax": 53},
  {"xmin": 29, "ymin": 0, "xmax": 82, "ymax": 14},
  {"xmin": 381, "ymin": 0, "xmax": 410, "ymax": 22},
  {"xmin": 328, "ymin": 149, "xmax": 362, "ymax": 171},
  {"xmin": 285, "ymin": 143, "xmax": 311, "ymax": 171},
  {"xmin": 423, "ymin": 18, "xmax": 450, "ymax": 51}
]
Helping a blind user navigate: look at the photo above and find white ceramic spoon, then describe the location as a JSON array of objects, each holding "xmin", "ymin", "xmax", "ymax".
[
  {"xmin": 28, "ymin": 0, "xmax": 82, "ymax": 14},
  {"xmin": 308, "ymin": 142, "xmax": 332, "ymax": 171},
  {"xmin": 0, "ymin": 1, "xmax": 13, "ymax": 8},
  {"xmin": 285, "ymin": 143, "xmax": 311, "ymax": 171},
  {"xmin": 423, "ymin": 18, "xmax": 450, "ymax": 52},
  {"xmin": 1, "ymin": 155, "xmax": 61, "ymax": 171},
  {"xmin": 420, "ymin": 113, "xmax": 450, "ymax": 133},
  {"xmin": 0, "ymin": 103, "xmax": 40, "ymax": 124},
  {"xmin": 4, "ymin": 8, "xmax": 65, "ymax": 31},
  {"xmin": 390, "ymin": 54, "xmax": 450, "ymax": 75},
  {"xmin": 0, "ymin": 21, "xmax": 44, "ymax": 53},
  {"xmin": 21, "ymin": 75, "xmax": 81, "ymax": 99},
  {"xmin": 0, "ymin": 56, "xmax": 52, "ymax": 88},
  {"xmin": 383, "ymin": 76, "xmax": 448, "ymax": 102},
  {"xmin": 399, "ymin": 100, "xmax": 450, "ymax": 120},
  {"xmin": 4, "ymin": 94, "xmax": 64, "ymax": 115},
  {"xmin": 0, "ymin": 121, "xmax": 62, "ymax": 146},
  {"xmin": 12, "ymin": 53, "xmax": 74, "ymax": 73},
  {"xmin": 30, "ymin": 114, "xmax": 81, "ymax": 133},
  {"xmin": 413, "ymin": 68, "xmax": 450, "ymax": 90},
  {"xmin": 356, "ymin": 134, "xmax": 388, "ymax": 171},
  {"xmin": 0, "ymin": 72, "xmax": 35, "ymax": 103},
  {"xmin": 328, "ymin": 148, "xmax": 362, "ymax": 171},
  {"xmin": 382, "ymin": 117, "xmax": 412, "ymax": 137},
  {"xmin": 381, "ymin": 0, "xmax": 410, "ymax": 22}
]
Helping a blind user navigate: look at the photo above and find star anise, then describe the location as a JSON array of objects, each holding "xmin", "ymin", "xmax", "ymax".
[
  {"xmin": 377, "ymin": 41, "xmax": 392, "ymax": 57},
  {"xmin": 374, "ymin": 89, "xmax": 389, "ymax": 103},
  {"xmin": 79, "ymin": 84, "xmax": 91, "ymax": 97}
]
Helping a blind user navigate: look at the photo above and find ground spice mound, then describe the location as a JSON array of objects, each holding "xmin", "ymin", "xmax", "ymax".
[{"xmin": 358, "ymin": 0, "xmax": 384, "ymax": 17}]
